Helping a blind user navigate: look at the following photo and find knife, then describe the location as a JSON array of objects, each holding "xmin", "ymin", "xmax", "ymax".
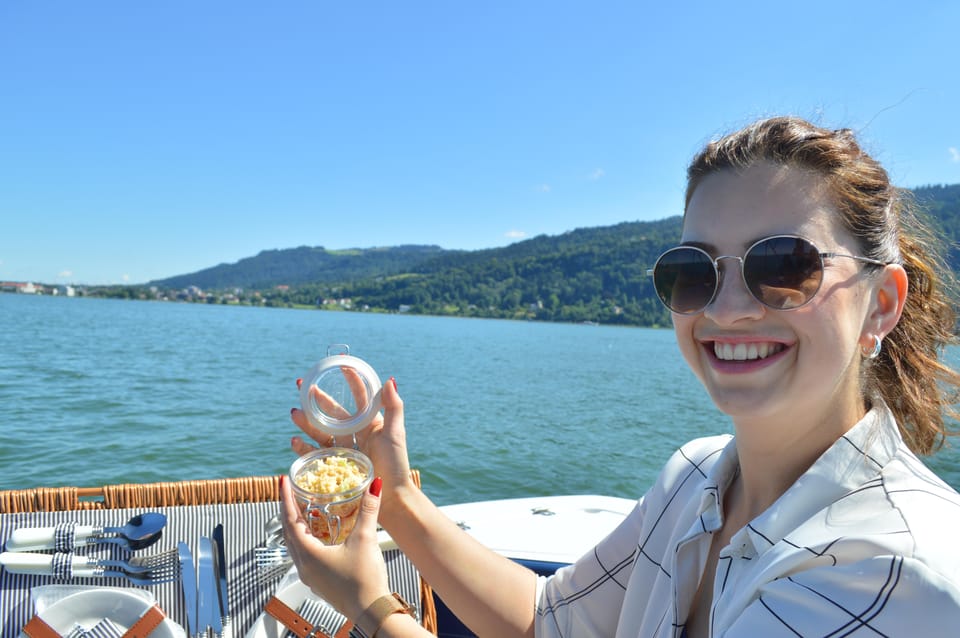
[
  {"xmin": 212, "ymin": 524, "xmax": 230, "ymax": 637},
  {"xmin": 198, "ymin": 536, "xmax": 218, "ymax": 637},
  {"xmin": 178, "ymin": 542, "xmax": 198, "ymax": 638}
]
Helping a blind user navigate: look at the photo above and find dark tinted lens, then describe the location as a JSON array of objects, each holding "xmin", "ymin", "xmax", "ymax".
[
  {"xmin": 653, "ymin": 247, "xmax": 717, "ymax": 313},
  {"xmin": 743, "ymin": 236, "xmax": 822, "ymax": 309}
]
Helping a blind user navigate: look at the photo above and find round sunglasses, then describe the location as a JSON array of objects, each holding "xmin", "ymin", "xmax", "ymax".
[{"xmin": 647, "ymin": 235, "xmax": 886, "ymax": 314}]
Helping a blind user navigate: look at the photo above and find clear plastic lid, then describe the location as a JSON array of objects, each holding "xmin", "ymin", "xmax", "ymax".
[{"xmin": 298, "ymin": 344, "xmax": 383, "ymax": 436}]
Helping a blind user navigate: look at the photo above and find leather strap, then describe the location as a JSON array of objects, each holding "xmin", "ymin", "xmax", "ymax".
[
  {"xmin": 122, "ymin": 604, "xmax": 166, "ymax": 638},
  {"xmin": 355, "ymin": 593, "xmax": 413, "ymax": 638},
  {"xmin": 264, "ymin": 596, "xmax": 353, "ymax": 638},
  {"xmin": 22, "ymin": 616, "xmax": 60, "ymax": 638},
  {"xmin": 24, "ymin": 603, "xmax": 166, "ymax": 638}
]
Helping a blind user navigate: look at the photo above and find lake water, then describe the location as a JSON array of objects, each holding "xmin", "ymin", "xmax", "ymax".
[{"xmin": 1, "ymin": 293, "xmax": 957, "ymax": 506}]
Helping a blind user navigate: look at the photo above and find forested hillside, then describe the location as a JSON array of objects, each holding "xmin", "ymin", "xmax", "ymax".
[
  {"xmin": 111, "ymin": 183, "xmax": 960, "ymax": 327},
  {"xmin": 150, "ymin": 244, "xmax": 446, "ymax": 289}
]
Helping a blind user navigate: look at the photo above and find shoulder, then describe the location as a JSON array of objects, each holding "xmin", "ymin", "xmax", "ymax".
[
  {"xmin": 660, "ymin": 435, "xmax": 733, "ymax": 484},
  {"xmin": 881, "ymin": 447, "xmax": 960, "ymax": 574},
  {"xmin": 641, "ymin": 434, "xmax": 734, "ymax": 509}
]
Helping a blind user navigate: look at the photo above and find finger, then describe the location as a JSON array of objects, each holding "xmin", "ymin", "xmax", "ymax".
[
  {"xmin": 291, "ymin": 406, "xmax": 335, "ymax": 447},
  {"xmin": 279, "ymin": 476, "xmax": 314, "ymax": 564},
  {"xmin": 380, "ymin": 376, "xmax": 404, "ymax": 434},
  {"xmin": 309, "ymin": 384, "xmax": 355, "ymax": 420},
  {"xmin": 340, "ymin": 365, "xmax": 370, "ymax": 412},
  {"xmin": 347, "ymin": 477, "xmax": 383, "ymax": 547},
  {"xmin": 290, "ymin": 435, "xmax": 319, "ymax": 455}
]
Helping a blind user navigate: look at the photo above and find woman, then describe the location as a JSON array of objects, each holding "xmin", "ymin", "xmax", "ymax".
[{"xmin": 280, "ymin": 116, "xmax": 960, "ymax": 637}]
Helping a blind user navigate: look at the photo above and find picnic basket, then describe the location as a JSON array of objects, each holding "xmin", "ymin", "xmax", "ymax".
[{"xmin": 0, "ymin": 472, "xmax": 439, "ymax": 637}]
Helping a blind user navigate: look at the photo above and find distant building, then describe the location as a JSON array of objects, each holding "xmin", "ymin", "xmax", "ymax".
[{"xmin": 0, "ymin": 282, "xmax": 38, "ymax": 294}]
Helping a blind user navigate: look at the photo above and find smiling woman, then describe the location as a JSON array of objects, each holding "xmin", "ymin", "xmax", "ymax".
[{"xmin": 277, "ymin": 116, "xmax": 960, "ymax": 638}]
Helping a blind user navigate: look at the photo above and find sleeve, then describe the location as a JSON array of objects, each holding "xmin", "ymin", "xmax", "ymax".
[
  {"xmin": 534, "ymin": 498, "xmax": 644, "ymax": 638},
  {"xmin": 722, "ymin": 555, "xmax": 960, "ymax": 637}
]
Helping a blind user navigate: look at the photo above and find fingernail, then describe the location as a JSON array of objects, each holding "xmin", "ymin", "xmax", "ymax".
[
  {"xmin": 390, "ymin": 377, "xmax": 398, "ymax": 392},
  {"xmin": 290, "ymin": 407, "xmax": 297, "ymax": 415},
  {"xmin": 296, "ymin": 378, "xmax": 303, "ymax": 389},
  {"xmin": 369, "ymin": 476, "xmax": 383, "ymax": 497},
  {"xmin": 279, "ymin": 474, "xmax": 285, "ymax": 489}
]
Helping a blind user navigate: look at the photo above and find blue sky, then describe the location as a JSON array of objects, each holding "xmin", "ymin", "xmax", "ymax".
[{"xmin": 2, "ymin": 1, "xmax": 958, "ymax": 286}]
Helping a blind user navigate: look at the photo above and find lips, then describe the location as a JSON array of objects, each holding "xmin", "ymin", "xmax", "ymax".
[{"xmin": 712, "ymin": 341, "xmax": 786, "ymax": 361}]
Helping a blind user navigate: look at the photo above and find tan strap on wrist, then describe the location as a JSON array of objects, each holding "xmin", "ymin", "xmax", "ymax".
[
  {"xmin": 264, "ymin": 595, "xmax": 353, "ymax": 638},
  {"xmin": 355, "ymin": 593, "xmax": 413, "ymax": 638}
]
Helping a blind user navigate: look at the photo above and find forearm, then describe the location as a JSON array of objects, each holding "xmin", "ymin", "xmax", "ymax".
[{"xmin": 382, "ymin": 484, "xmax": 538, "ymax": 638}]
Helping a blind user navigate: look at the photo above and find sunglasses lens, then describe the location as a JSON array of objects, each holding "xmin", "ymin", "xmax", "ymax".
[
  {"xmin": 743, "ymin": 237, "xmax": 823, "ymax": 309},
  {"xmin": 653, "ymin": 248, "xmax": 717, "ymax": 313}
]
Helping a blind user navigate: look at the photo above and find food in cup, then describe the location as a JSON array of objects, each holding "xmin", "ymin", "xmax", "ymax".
[{"xmin": 289, "ymin": 448, "xmax": 374, "ymax": 545}]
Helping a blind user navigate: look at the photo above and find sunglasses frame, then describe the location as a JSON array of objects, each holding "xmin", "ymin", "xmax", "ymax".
[{"xmin": 647, "ymin": 234, "xmax": 887, "ymax": 315}]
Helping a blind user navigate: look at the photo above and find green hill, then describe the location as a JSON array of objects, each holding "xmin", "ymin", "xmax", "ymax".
[
  {"xmin": 126, "ymin": 183, "xmax": 960, "ymax": 326},
  {"xmin": 148, "ymin": 244, "xmax": 446, "ymax": 290}
]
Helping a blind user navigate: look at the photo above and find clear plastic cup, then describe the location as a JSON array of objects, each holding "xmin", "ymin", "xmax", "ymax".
[{"xmin": 289, "ymin": 448, "xmax": 374, "ymax": 545}]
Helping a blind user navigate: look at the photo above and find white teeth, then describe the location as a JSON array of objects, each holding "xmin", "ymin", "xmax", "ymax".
[{"xmin": 713, "ymin": 342, "xmax": 783, "ymax": 361}]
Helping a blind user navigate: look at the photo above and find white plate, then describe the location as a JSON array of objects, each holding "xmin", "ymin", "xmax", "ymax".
[{"xmin": 21, "ymin": 589, "xmax": 183, "ymax": 638}]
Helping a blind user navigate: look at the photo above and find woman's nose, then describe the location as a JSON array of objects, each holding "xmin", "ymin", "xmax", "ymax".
[{"xmin": 703, "ymin": 258, "xmax": 765, "ymax": 323}]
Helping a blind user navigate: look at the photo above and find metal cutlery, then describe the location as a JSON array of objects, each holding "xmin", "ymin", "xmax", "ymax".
[
  {"xmin": 5, "ymin": 512, "xmax": 167, "ymax": 552},
  {"xmin": 179, "ymin": 542, "xmax": 198, "ymax": 638},
  {"xmin": 0, "ymin": 549, "xmax": 180, "ymax": 585},
  {"xmin": 197, "ymin": 536, "xmax": 219, "ymax": 638},
  {"xmin": 212, "ymin": 523, "xmax": 231, "ymax": 638}
]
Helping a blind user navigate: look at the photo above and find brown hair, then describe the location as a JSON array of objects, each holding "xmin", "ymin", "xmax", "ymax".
[{"xmin": 685, "ymin": 116, "xmax": 960, "ymax": 455}]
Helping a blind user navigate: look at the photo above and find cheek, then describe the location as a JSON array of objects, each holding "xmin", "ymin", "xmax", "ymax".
[{"xmin": 672, "ymin": 317, "xmax": 703, "ymax": 373}]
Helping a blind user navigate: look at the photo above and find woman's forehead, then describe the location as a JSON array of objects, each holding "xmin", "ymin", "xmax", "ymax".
[{"xmin": 682, "ymin": 163, "xmax": 844, "ymax": 247}]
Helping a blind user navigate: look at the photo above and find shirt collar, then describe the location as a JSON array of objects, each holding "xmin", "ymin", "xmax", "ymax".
[
  {"xmin": 732, "ymin": 399, "xmax": 902, "ymax": 556},
  {"xmin": 694, "ymin": 400, "xmax": 903, "ymax": 556}
]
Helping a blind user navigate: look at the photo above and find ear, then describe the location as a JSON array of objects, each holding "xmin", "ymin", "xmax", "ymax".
[{"xmin": 866, "ymin": 264, "xmax": 908, "ymax": 338}]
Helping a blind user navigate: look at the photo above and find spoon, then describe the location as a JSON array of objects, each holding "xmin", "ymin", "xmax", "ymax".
[{"xmin": 4, "ymin": 512, "xmax": 167, "ymax": 552}]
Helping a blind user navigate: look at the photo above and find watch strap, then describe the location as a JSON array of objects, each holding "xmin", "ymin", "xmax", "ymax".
[{"xmin": 355, "ymin": 593, "xmax": 413, "ymax": 638}]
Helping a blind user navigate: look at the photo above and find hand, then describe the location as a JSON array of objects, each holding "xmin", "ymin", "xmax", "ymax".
[
  {"xmin": 290, "ymin": 372, "xmax": 415, "ymax": 512},
  {"xmin": 279, "ymin": 473, "xmax": 390, "ymax": 622}
]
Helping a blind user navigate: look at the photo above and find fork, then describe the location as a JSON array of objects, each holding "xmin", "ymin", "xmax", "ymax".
[
  {"xmin": 254, "ymin": 546, "xmax": 292, "ymax": 584},
  {"xmin": 91, "ymin": 546, "xmax": 180, "ymax": 573},
  {"xmin": 0, "ymin": 549, "xmax": 181, "ymax": 585}
]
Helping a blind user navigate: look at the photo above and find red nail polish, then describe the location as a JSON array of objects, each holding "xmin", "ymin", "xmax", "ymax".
[
  {"xmin": 290, "ymin": 407, "xmax": 297, "ymax": 415},
  {"xmin": 390, "ymin": 377, "xmax": 398, "ymax": 392},
  {"xmin": 296, "ymin": 378, "xmax": 303, "ymax": 388},
  {"xmin": 278, "ymin": 474, "xmax": 285, "ymax": 489},
  {"xmin": 369, "ymin": 476, "xmax": 383, "ymax": 497}
]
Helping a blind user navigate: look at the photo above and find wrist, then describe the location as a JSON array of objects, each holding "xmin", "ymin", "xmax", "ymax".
[
  {"xmin": 378, "ymin": 477, "xmax": 419, "ymax": 527},
  {"xmin": 354, "ymin": 592, "xmax": 415, "ymax": 638}
]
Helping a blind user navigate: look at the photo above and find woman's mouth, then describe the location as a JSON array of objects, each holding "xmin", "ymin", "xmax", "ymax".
[{"xmin": 712, "ymin": 341, "xmax": 786, "ymax": 362}]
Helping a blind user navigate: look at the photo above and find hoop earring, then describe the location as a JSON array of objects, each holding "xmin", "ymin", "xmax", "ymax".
[{"xmin": 861, "ymin": 335, "xmax": 882, "ymax": 360}]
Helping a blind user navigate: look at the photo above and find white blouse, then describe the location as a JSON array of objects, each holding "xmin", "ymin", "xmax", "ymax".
[{"xmin": 535, "ymin": 402, "xmax": 960, "ymax": 637}]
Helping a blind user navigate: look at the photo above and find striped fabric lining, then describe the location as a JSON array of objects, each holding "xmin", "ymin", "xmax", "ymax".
[{"xmin": 0, "ymin": 501, "xmax": 424, "ymax": 637}]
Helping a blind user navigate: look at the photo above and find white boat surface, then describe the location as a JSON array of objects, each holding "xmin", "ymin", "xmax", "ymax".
[
  {"xmin": 436, "ymin": 494, "xmax": 635, "ymax": 567},
  {"xmin": 402, "ymin": 494, "xmax": 636, "ymax": 637}
]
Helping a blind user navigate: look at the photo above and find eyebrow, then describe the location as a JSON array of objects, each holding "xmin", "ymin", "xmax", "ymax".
[{"xmin": 679, "ymin": 236, "xmax": 784, "ymax": 254}]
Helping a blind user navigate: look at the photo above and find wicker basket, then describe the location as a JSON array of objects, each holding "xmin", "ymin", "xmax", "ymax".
[{"xmin": 0, "ymin": 471, "xmax": 438, "ymax": 635}]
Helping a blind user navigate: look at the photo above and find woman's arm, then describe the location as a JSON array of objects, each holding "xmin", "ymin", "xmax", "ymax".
[{"xmin": 290, "ymin": 377, "xmax": 539, "ymax": 637}]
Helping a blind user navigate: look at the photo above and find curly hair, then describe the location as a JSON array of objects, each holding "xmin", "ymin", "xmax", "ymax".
[{"xmin": 685, "ymin": 116, "xmax": 960, "ymax": 455}]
